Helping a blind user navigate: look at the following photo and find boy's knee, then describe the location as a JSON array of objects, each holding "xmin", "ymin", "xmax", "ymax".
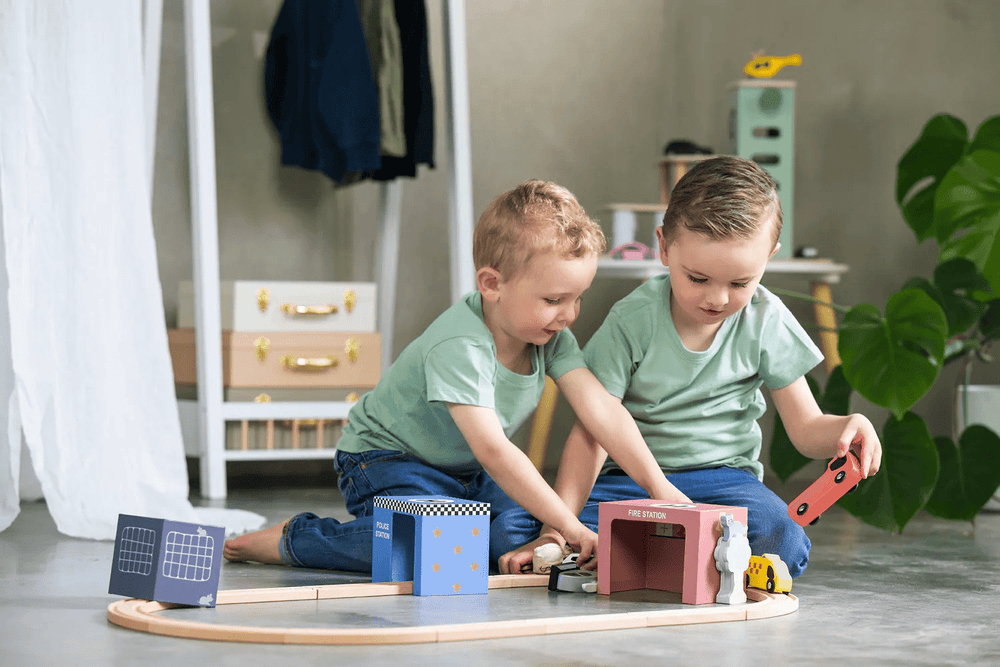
[{"xmin": 751, "ymin": 513, "xmax": 811, "ymax": 578}]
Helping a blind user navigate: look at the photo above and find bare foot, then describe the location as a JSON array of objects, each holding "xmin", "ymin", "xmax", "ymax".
[{"xmin": 223, "ymin": 519, "xmax": 290, "ymax": 565}]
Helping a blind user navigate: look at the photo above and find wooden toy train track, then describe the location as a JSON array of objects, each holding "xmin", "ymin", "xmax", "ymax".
[{"xmin": 107, "ymin": 574, "xmax": 798, "ymax": 645}]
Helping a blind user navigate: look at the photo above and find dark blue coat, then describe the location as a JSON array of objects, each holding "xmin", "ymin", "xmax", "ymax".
[{"xmin": 264, "ymin": 0, "xmax": 382, "ymax": 183}]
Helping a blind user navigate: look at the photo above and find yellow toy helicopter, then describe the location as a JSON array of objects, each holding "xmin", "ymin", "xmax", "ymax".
[{"xmin": 743, "ymin": 52, "xmax": 802, "ymax": 78}]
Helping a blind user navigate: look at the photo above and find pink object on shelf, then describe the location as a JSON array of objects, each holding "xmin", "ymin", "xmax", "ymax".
[
  {"xmin": 610, "ymin": 242, "xmax": 653, "ymax": 261},
  {"xmin": 597, "ymin": 499, "xmax": 748, "ymax": 605}
]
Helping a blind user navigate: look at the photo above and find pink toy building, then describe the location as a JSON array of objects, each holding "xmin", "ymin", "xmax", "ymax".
[{"xmin": 597, "ymin": 500, "xmax": 748, "ymax": 605}]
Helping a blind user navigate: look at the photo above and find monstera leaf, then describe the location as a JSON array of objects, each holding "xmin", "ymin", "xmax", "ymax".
[
  {"xmin": 925, "ymin": 425, "xmax": 1000, "ymax": 521},
  {"xmin": 838, "ymin": 413, "xmax": 939, "ymax": 532},
  {"xmin": 896, "ymin": 114, "xmax": 968, "ymax": 242},
  {"xmin": 838, "ymin": 290, "xmax": 948, "ymax": 420},
  {"xmin": 903, "ymin": 259, "xmax": 992, "ymax": 338},
  {"xmin": 968, "ymin": 115, "xmax": 1000, "ymax": 154},
  {"xmin": 981, "ymin": 298, "xmax": 1000, "ymax": 342},
  {"xmin": 936, "ymin": 149, "xmax": 1000, "ymax": 295}
]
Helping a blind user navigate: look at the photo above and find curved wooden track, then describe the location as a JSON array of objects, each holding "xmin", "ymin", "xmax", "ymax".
[{"xmin": 107, "ymin": 575, "xmax": 798, "ymax": 645}]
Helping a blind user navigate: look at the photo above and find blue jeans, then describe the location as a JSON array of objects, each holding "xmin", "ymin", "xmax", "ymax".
[
  {"xmin": 491, "ymin": 466, "xmax": 812, "ymax": 577},
  {"xmin": 280, "ymin": 449, "xmax": 522, "ymax": 573}
]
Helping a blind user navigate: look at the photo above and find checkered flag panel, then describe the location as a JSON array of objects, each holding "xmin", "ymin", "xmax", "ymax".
[{"xmin": 374, "ymin": 495, "xmax": 490, "ymax": 516}]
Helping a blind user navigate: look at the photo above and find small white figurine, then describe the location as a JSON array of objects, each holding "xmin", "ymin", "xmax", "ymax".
[
  {"xmin": 532, "ymin": 542, "xmax": 571, "ymax": 574},
  {"xmin": 714, "ymin": 513, "xmax": 752, "ymax": 605}
]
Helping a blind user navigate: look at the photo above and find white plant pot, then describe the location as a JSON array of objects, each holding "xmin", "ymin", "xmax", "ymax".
[{"xmin": 954, "ymin": 384, "xmax": 1000, "ymax": 511}]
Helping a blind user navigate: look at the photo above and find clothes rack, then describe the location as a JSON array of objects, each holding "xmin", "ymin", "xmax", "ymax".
[{"xmin": 150, "ymin": 0, "xmax": 474, "ymax": 499}]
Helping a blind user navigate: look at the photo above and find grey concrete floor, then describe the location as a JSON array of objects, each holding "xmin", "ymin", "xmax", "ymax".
[{"xmin": 2, "ymin": 487, "xmax": 999, "ymax": 667}]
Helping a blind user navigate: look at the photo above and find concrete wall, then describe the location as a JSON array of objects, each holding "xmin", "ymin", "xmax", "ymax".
[{"xmin": 153, "ymin": 0, "xmax": 1000, "ymax": 482}]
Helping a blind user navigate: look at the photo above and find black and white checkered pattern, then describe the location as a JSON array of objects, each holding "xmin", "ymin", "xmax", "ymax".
[{"xmin": 374, "ymin": 495, "xmax": 490, "ymax": 516}]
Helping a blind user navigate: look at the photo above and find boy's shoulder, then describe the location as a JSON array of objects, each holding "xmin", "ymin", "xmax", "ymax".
[
  {"xmin": 420, "ymin": 291, "xmax": 493, "ymax": 346},
  {"xmin": 589, "ymin": 275, "xmax": 667, "ymax": 350},
  {"xmin": 742, "ymin": 283, "xmax": 793, "ymax": 327},
  {"xmin": 609, "ymin": 273, "xmax": 669, "ymax": 318}
]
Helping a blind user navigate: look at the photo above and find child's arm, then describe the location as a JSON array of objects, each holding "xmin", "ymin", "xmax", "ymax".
[
  {"xmin": 498, "ymin": 397, "xmax": 692, "ymax": 574},
  {"xmin": 555, "ymin": 367, "xmax": 692, "ymax": 503},
  {"xmin": 497, "ymin": 420, "xmax": 607, "ymax": 574},
  {"xmin": 551, "ymin": 420, "xmax": 609, "ymax": 516},
  {"xmin": 447, "ymin": 403, "xmax": 598, "ymax": 565},
  {"xmin": 770, "ymin": 376, "xmax": 883, "ymax": 477}
]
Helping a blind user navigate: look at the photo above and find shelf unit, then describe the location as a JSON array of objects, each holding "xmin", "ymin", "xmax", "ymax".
[{"xmin": 161, "ymin": 0, "xmax": 475, "ymax": 498}]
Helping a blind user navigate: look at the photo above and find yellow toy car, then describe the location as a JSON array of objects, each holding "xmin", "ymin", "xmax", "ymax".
[{"xmin": 745, "ymin": 553, "xmax": 793, "ymax": 594}]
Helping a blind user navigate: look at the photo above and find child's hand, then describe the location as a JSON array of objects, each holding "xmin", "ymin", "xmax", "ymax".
[
  {"xmin": 498, "ymin": 531, "xmax": 563, "ymax": 575},
  {"xmin": 836, "ymin": 414, "xmax": 882, "ymax": 478},
  {"xmin": 560, "ymin": 523, "xmax": 598, "ymax": 570}
]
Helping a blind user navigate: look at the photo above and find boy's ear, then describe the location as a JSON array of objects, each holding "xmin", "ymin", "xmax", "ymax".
[
  {"xmin": 477, "ymin": 266, "xmax": 503, "ymax": 302},
  {"xmin": 655, "ymin": 227, "xmax": 669, "ymax": 265},
  {"xmin": 769, "ymin": 241, "xmax": 782, "ymax": 259}
]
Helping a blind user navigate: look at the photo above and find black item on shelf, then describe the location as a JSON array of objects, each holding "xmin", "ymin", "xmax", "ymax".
[{"xmin": 663, "ymin": 139, "xmax": 714, "ymax": 155}]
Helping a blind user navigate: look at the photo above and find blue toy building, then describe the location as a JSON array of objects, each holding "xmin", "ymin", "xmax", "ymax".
[
  {"xmin": 728, "ymin": 79, "xmax": 796, "ymax": 258},
  {"xmin": 371, "ymin": 496, "xmax": 490, "ymax": 596},
  {"xmin": 108, "ymin": 514, "xmax": 224, "ymax": 607}
]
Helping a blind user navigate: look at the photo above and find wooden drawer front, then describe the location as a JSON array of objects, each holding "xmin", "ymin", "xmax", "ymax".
[
  {"xmin": 169, "ymin": 329, "xmax": 201, "ymax": 385},
  {"xmin": 169, "ymin": 329, "xmax": 380, "ymax": 388},
  {"xmin": 228, "ymin": 331, "xmax": 380, "ymax": 388},
  {"xmin": 178, "ymin": 281, "xmax": 377, "ymax": 332}
]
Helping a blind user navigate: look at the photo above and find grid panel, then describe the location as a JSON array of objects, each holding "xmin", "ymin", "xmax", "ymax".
[
  {"xmin": 118, "ymin": 526, "xmax": 157, "ymax": 575},
  {"xmin": 162, "ymin": 530, "xmax": 215, "ymax": 582}
]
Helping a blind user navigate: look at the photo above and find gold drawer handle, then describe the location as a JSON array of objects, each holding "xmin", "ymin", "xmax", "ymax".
[
  {"xmin": 280, "ymin": 303, "xmax": 339, "ymax": 316},
  {"xmin": 345, "ymin": 338, "xmax": 360, "ymax": 363},
  {"xmin": 280, "ymin": 354, "xmax": 339, "ymax": 371},
  {"xmin": 254, "ymin": 337, "xmax": 271, "ymax": 362}
]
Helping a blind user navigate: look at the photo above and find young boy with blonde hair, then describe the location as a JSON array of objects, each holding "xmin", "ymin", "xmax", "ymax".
[
  {"xmin": 225, "ymin": 180, "xmax": 688, "ymax": 572},
  {"xmin": 496, "ymin": 157, "xmax": 882, "ymax": 577}
]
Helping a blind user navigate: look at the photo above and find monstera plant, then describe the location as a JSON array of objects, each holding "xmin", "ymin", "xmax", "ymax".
[{"xmin": 771, "ymin": 113, "xmax": 1000, "ymax": 532}]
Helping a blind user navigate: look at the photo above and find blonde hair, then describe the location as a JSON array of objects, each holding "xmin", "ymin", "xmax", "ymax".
[
  {"xmin": 661, "ymin": 156, "xmax": 782, "ymax": 247},
  {"xmin": 473, "ymin": 180, "xmax": 606, "ymax": 279}
]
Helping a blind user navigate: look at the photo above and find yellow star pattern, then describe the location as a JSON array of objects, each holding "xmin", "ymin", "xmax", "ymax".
[
  {"xmin": 471, "ymin": 562, "xmax": 479, "ymax": 571},
  {"xmin": 471, "ymin": 527, "xmax": 480, "ymax": 536},
  {"xmin": 454, "ymin": 545, "xmax": 462, "ymax": 554},
  {"xmin": 433, "ymin": 528, "xmax": 441, "ymax": 538},
  {"xmin": 453, "ymin": 583, "xmax": 461, "ymax": 593},
  {"xmin": 432, "ymin": 563, "xmax": 440, "ymax": 572}
]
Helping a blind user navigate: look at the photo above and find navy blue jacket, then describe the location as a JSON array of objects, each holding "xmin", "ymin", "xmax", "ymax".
[{"xmin": 264, "ymin": 0, "xmax": 382, "ymax": 183}]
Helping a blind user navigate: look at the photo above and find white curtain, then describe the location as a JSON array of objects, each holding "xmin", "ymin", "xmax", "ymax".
[{"xmin": 0, "ymin": 1, "xmax": 264, "ymax": 538}]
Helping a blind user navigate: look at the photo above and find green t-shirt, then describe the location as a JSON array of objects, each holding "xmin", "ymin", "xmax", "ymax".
[
  {"xmin": 337, "ymin": 291, "xmax": 586, "ymax": 471},
  {"xmin": 585, "ymin": 273, "xmax": 823, "ymax": 480}
]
